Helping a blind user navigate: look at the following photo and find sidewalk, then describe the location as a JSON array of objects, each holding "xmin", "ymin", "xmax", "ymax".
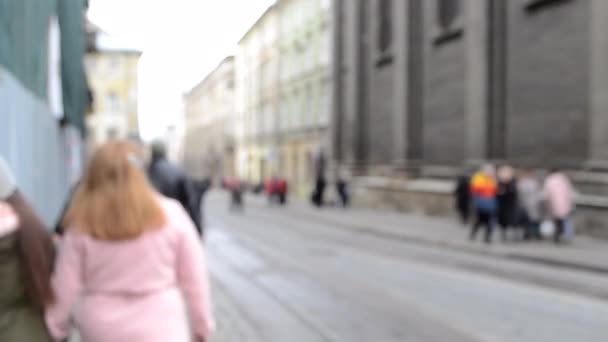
[{"xmin": 245, "ymin": 193, "xmax": 608, "ymax": 274}]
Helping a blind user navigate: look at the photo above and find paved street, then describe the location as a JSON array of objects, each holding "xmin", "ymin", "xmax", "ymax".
[{"xmin": 207, "ymin": 192, "xmax": 608, "ymax": 342}]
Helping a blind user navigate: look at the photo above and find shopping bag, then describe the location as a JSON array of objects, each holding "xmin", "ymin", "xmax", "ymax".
[{"xmin": 540, "ymin": 220, "xmax": 555, "ymax": 238}]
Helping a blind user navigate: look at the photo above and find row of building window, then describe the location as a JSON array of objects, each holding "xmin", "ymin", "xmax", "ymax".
[
  {"xmin": 376, "ymin": 0, "xmax": 461, "ymax": 58},
  {"xmin": 280, "ymin": 0, "xmax": 331, "ymax": 36},
  {"xmin": 243, "ymin": 80, "xmax": 330, "ymax": 138}
]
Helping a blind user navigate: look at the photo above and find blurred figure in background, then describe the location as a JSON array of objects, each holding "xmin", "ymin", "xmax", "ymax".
[
  {"xmin": 469, "ymin": 164, "xmax": 498, "ymax": 243},
  {"xmin": 311, "ymin": 147, "xmax": 327, "ymax": 208},
  {"xmin": 0, "ymin": 156, "xmax": 55, "ymax": 342},
  {"xmin": 277, "ymin": 177, "xmax": 288, "ymax": 205},
  {"xmin": 226, "ymin": 176, "xmax": 244, "ymax": 211},
  {"xmin": 147, "ymin": 141, "xmax": 199, "ymax": 235},
  {"xmin": 266, "ymin": 176, "xmax": 288, "ymax": 206},
  {"xmin": 189, "ymin": 178, "xmax": 212, "ymax": 237},
  {"xmin": 454, "ymin": 171, "xmax": 471, "ymax": 225},
  {"xmin": 518, "ymin": 169, "xmax": 543, "ymax": 240},
  {"xmin": 497, "ymin": 165, "xmax": 518, "ymax": 241},
  {"xmin": 336, "ymin": 169, "xmax": 350, "ymax": 208},
  {"xmin": 543, "ymin": 168, "xmax": 575, "ymax": 243},
  {"xmin": 46, "ymin": 141, "xmax": 214, "ymax": 342}
]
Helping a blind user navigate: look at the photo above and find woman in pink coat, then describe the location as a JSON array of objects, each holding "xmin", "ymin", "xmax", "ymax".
[
  {"xmin": 543, "ymin": 168, "xmax": 575, "ymax": 243},
  {"xmin": 45, "ymin": 141, "xmax": 215, "ymax": 342}
]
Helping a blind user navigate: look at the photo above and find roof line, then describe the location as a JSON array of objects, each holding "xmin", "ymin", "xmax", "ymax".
[
  {"xmin": 185, "ymin": 55, "xmax": 235, "ymax": 95},
  {"xmin": 237, "ymin": 4, "xmax": 276, "ymax": 45}
]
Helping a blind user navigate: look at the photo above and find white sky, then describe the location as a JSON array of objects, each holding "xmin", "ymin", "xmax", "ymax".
[{"xmin": 88, "ymin": 0, "xmax": 274, "ymax": 141}]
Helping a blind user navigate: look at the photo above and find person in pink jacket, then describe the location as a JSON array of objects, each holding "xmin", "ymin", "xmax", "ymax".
[
  {"xmin": 543, "ymin": 168, "xmax": 575, "ymax": 243},
  {"xmin": 45, "ymin": 141, "xmax": 215, "ymax": 342}
]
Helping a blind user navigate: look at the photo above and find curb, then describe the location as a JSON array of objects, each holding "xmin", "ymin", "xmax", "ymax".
[
  {"xmin": 242, "ymin": 193, "xmax": 608, "ymax": 275},
  {"xmin": 271, "ymin": 203, "xmax": 608, "ymax": 276}
]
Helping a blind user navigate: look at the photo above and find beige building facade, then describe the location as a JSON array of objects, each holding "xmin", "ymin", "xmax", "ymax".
[
  {"xmin": 85, "ymin": 49, "xmax": 141, "ymax": 148},
  {"xmin": 235, "ymin": 6, "xmax": 280, "ymax": 185},
  {"xmin": 235, "ymin": 1, "xmax": 332, "ymax": 196},
  {"xmin": 183, "ymin": 56, "xmax": 237, "ymax": 182},
  {"xmin": 276, "ymin": 0, "xmax": 332, "ymax": 197}
]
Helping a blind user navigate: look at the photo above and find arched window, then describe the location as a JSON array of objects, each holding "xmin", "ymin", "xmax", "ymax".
[{"xmin": 378, "ymin": 0, "xmax": 393, "ymax": 54}]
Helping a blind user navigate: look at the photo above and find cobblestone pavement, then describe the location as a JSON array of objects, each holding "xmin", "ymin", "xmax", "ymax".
[
  {"xmin": 206, "ymin": 192, "xmax": 608, "ymax": 342},
  {"xmin": 68, "ymin": 191, "xmax": 608, "ymax": 341}
]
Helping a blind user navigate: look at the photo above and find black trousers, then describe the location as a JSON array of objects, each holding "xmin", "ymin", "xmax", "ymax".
[
  {"xmin": 554, "ymin": 218, "xmax": 566, "ymax": 243},
  {"xmin": 470, "ymin": 211, "xmax": 494, "ymax": 243},
  {"xmin": 312, "ymin": 178, "xmax": 327, "ymax": 207}
]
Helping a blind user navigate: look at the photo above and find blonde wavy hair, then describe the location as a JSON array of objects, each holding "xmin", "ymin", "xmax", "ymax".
[{"xmin": 64, "ymin": 141, "xmax": 166, "ymax": 240}]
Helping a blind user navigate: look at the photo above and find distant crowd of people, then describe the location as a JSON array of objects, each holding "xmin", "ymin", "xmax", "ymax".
[
  {"xmin": 455, "ymin": 164, "xmax": 575, "ymax": 244},
  {"xmin": 222, "ymin": 147, "xmax": 350, "ymax": 211}
]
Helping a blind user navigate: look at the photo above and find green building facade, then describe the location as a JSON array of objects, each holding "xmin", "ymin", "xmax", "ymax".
[{"xmin": 0, "ymin": 0, "xmax": 88, "ymax": 224}]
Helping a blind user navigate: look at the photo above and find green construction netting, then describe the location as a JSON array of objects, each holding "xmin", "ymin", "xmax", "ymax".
[{"xmin": 0, "ymin": 0, "xmax": 88, "ymax": 134}]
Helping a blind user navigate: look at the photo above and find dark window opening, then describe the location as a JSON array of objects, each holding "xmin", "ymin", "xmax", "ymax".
[
  {"xmin": 434, "ymin": 0, "xmax": 463, "ymax": 46},
  {"xmin": 438, "ymin": 0, "xmax": 459, "ymax": 30},
  {"xmin": 378, "ymin": 0, "xmax": 393, "ymax": 54}
]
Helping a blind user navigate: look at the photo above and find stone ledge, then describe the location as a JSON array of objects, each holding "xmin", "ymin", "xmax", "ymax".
[
  {"xmin": 354, "ymin": 176, "xmax": 608, "ymax": 209},
  {"xmin": 356, "ymin": 177, "xmax": 453, "ymax": 194}
]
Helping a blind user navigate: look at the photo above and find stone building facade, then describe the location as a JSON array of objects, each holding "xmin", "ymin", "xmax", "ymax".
[
  {"xmin": 235, "ymin": 6, "xmax": 280, "ymax": 184},
  {"xmin": 332, "ymin": 0, "xmax": 608, "ymax": 236},
  {"xmin": 234, "ymin": 1, "xmax": 333, "ymax": 195},
  {"xmin": 276, "ymin": 0, "xmax": 332, "ymax": 197},
  {"xmin": 85, "ymin": 47, "xmax": 141, "ymax": 148},
  {"xmin": 183, "ymin": 56, "xmax": 237, "ymax": 182}
]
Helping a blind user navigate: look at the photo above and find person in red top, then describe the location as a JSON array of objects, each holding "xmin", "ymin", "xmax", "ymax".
[
  {"xmin": 277, "ymin": 178, "xmax": 288, "ymax": 205},
  {"xmin": 469, "ymin": 164, "xmax": 498, "ymax": 243},
  {"xmin": 266, "ymin": 176, "xmax": 288, "ymax": 206}
]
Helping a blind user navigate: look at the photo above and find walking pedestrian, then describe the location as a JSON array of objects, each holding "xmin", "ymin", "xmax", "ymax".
[
  {"xmin": 45, "ymin": 141, "xmax": 215, "ymax": 342},
  {"xmin": 226, "ymin": 177, "xmax": 244, "ymax": 211},
  {"xmin": 542, "ymin": 168, "xmax": 575, "ymax": 243},
  {"xmin": 266, "ymin": 176, "xmax": 279, "ymax": 205},
  {"xmin": 189, "ymin": 178, "xmax": 212, "ymax": 237},
  {"xmin": 497, "ymin": 165, "xmax": 518, "ymax": 241},
  {"xmin": 277, "ymin": 177, "xmax": 288, "ymax": 205},
  {"xmin": 311, "ymin": 147, "xmax": 327, "ymax": 208},
  {"xmin": 0, "ymin": 157, "xmax": 55, "ymax": 342},
  {"xmin": 336, "ymin": 179, "xmax": 349, "ymax": 207},
  {"xmin": 312, "ymin": 177, "xmax": 327, "ymax": 208},
  {"xmin": 469, "ymin": 164, "xmax": 498, "ymax": 243},
  {"xmin": 147, "ymin": 141, "xmax": 199, "ymax": 234},
  {"xmin": 454, "ymin": 173, "xmax": 471, "ymax": 225},
  {"xmin": 517, "ymin": 169, "xmax": 543, "ymax": 240}
]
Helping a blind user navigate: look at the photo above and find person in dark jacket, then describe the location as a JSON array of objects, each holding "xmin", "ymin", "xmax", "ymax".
[
  {"xmin": 311, "ymin": 148, "xmax": 327, "ymax": 208},
  {"xmin": 0, "ymin": 157, "xmax": 55, "ymax": 341},
  {"xmin": 189, "ymin": 178, "xmax": 211, "ymax": 235},
  {"xmin": 497, "ymin": 165, "xmax": 519, "ymax": 242},
  {"xmin": 454, "ymin": 174, "xmax": 471, "ymax": 225},
  {"xmin": 336, "ymin": 179, "xmax": 349, "ymax": 207},
  {"xmin": 147, "ymin": 141, "xmax": 199, "ymax": 234}
]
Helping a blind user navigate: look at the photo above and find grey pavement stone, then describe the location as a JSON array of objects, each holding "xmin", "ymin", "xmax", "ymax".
[
  {"xmin": 205, "ymin": 195, "xmax": 608, "ymax": 342},
  {"xmin": 242, "ymin": 191, "xmax": 608, "ymax": 274}
]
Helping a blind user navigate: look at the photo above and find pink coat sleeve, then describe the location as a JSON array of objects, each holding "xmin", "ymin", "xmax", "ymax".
[
  {"xmin": 45, "ymin": 232, "xmax": 85, "ymax": 341},
  {"xmin": 174, "ymin": 207, "xmax": 215, "ymax": 340}
]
